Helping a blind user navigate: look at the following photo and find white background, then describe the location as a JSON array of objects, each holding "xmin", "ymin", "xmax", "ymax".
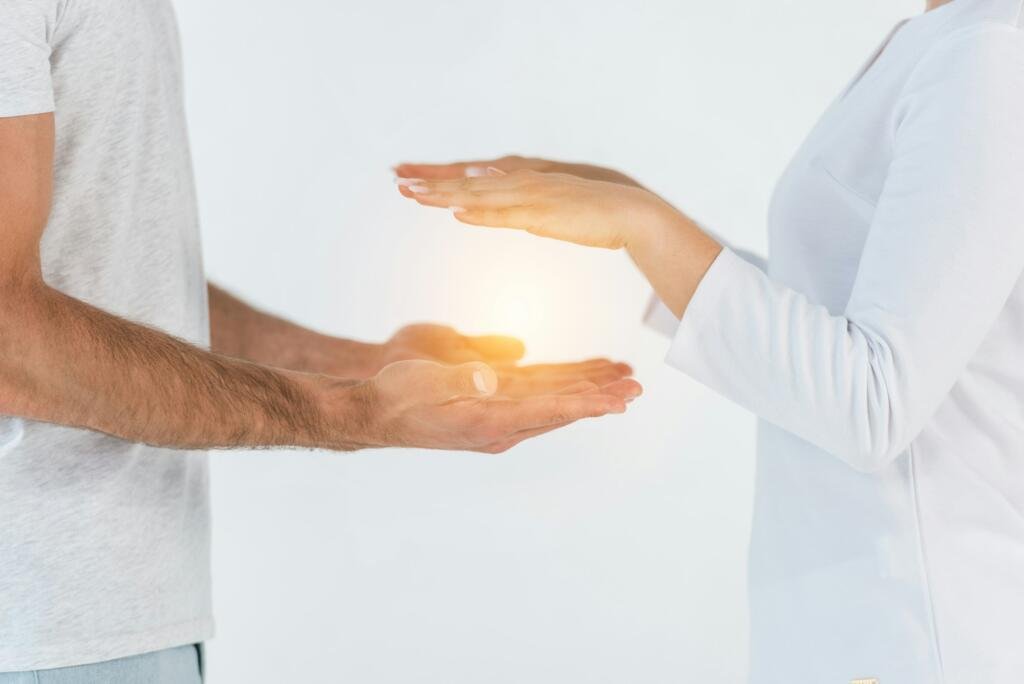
[{"xmin": 173, "ymin": 1, "xmax": 919, "ymax": 681}]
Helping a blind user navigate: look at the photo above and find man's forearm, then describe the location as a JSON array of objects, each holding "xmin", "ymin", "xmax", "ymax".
[
  {"xmin": 0, "ymin": 280, "xmax": 365, "ymax": 450},
  {"xmin": 208, "ymin": 283, "xmax": 381, "ymax": 379}
]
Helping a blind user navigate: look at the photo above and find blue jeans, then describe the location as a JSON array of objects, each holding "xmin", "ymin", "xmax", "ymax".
[{"xmin": 0, "ymin": 644, "xmax": 203, "ymax": 684}]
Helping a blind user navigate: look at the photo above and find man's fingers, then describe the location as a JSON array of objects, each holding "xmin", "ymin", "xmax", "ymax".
[
  {"xmin": 479, "ymin": 381, "xmax": 641, "ymax": 452},
  {"xmin": 483, "ymin": 393, "xmax": 626, "ymax": 433},
  {"xmin": 466, "ymin": 334, "xmax": 525, "ymax": 362},
  {"xmin": 494, "ymin": 359, "xmax": 634, "ymax": 398},
  {"xmin": 477, "ymin": 420, "xmax": 575, "ymax": 454},
  {"xmin": 554, "ymin": 381, "xmax": 600, "ymax": 395},
  {"xmin": 595, "ymin": 378, "xmax": 644, "ymax": 402},
  {"xmin": 375, "ymin": 360, "xmax": 498, "ymax": 404},
  {"xmin": 496, "ymin": 379, "xmax": 596, "ymax": 399},
  {"xmin": 504, "ymin": 359, "xmax": 633, "ymax": 380},
  {"xmin": 513, "ymin": 358, "xmax": 627, "ymax": 375}
]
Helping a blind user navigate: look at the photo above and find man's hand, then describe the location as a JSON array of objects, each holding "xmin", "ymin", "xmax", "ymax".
[
  {"xmin": 378, "ymin": 323, "xmax": 634, "ymax": 397},
  {"xmin": 323, "ymin": 360, "xmax": 642, "ymax": 454},
  {"xmin": 380, "ymin": 323, "xmax": 525, "ymax": 366},
  {"xmin": 209, "ymin": 290, "xmax": 634, "ymax": 391}
]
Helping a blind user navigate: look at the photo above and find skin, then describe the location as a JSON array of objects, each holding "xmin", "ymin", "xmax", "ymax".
[
  {"xmin": 395, "ymin": 3, "xmax": 952, "ymax": 320},
  {"xmin": 209, "ymin": 285, "xmax": 633, "ymax": 393},
  {"xmin": 0, "ymin": 114, "xmax": 642, "ymax": 456},
  {"xmin": 394, "ymin": 158, "xmax": 722, "ymax": 319}
]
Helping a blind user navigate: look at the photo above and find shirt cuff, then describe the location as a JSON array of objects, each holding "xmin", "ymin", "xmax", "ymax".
[
  {"xmin": 642, "ymin": 292, "xmax": 680, "ymax": 338},
  {"xmin": 666, "ymin": 246, "xmax": 746, "ymax": 376}
]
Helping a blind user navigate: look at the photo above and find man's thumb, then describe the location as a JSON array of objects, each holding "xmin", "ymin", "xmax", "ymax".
[{"xmin": 445, "ymin": 362, "xmax": 498, "ymax": 400}]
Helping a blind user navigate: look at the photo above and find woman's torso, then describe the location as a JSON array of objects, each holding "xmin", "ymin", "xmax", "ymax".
[{"xmin": 754, "ymin": 1, "xmax": 1024, "ymax": 681}]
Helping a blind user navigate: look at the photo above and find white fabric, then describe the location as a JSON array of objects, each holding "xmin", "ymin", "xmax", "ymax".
[
  {"xmin": 643, "ymin": 242, "xmax": 766, "ymax": 337},
  {"xmin": 665, "ymin": 1, "xmax": 1024, "ymax": 681},
  {"xmin": 0, "ymin": 0, "xmax": 212, "ymax": 671}
]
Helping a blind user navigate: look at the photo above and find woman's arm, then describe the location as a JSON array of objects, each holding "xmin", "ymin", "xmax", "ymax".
[
  {"xmin": 396, "ymin": 168, "xmax": 722, "ymax": 317},
  {"xmin": 397, "ymin": 25, "xmax": 1024, "ymax": 471}
]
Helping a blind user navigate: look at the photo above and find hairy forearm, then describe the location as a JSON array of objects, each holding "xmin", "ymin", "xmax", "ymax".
[
  {"xmin": 0, "ymin": 281, "xmax": 367, "ymax": 451},
  {"xmin": 626, "ymin": 202, "xmax": 723, "ymax": 319},
  {"xmin": 208, "ymin": 283, "xmax": 381, "ymax": 378}
]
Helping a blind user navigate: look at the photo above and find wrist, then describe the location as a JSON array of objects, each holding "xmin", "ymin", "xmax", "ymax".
[
  {"xmin": 307, "ymin": 335, "xmax": 385, "ymax": 380},
  {"xmin": 624, "ymin": 191, "xmax": 692, "ymax": 255},
  {"xmin": 290, "ymin": 371, "xmax": 380, "ymax": 451},
  {"xmin": 624, "ymin": 195, "xmax": 722, "ymax": 318}
]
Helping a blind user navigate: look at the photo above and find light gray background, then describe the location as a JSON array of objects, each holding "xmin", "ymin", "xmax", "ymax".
[{"xmin": 173, "ymin": 1, "xmax": 919, "ymax": 681}]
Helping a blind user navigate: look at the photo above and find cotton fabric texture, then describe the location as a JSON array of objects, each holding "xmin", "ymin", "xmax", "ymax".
[
  {"xmin": 0, "ymin": 0, "xmax": 212, "ymax": 671},
  {"xmin": 650, "ymin": 0, "xmax": 1024, "ymax": 681}
]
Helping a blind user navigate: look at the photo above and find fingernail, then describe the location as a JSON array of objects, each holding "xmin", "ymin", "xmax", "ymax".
[
  {"xmin": 486, "ymin": 166, "xmax": 506, "ymax": 176},
  {"xmin": 394, "ymin": 177, "xmax": 424, "ymax": 187},
  {"xmin": 407, "ymin": 185, "xmax": 431, "ymax": 194},
  {"xmin": 450, "ymin": 206, "xmax": 466, "ymax": 214},
  {"xmin": 473, "ymin": 369, "xmax": 496, "ymax": 394},
  {"xmin": 465, "ymin": 166, "xmax": 487, "ymax": 177}
]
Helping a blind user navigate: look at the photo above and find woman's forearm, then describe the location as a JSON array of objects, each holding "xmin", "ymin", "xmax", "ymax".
[{"xmin": 625, "ymin": 202, "xmax": 723, "ymax": 319}]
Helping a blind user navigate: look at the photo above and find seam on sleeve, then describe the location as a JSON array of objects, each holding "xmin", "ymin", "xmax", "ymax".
[{"xmin": 892, "ymin": 22, "xmax": 1024, "ymax": 137}]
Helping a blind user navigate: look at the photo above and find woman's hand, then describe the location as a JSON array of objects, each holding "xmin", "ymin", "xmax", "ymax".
[
  {"xmin": 395, "ymin": 155, "xmax": 642, "ymax": 188},
  {"xmin": 396, "ymin": 169, "xmax": 669, "ymax": 249},
  {"xmin": 395, "ymin": 169, "xmax": 723, "ymax": 317}
]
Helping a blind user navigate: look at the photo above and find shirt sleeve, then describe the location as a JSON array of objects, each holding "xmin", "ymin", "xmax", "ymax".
[
  {"xmin": 666, "ymin": 24, "xmax": 1024, "ymax": 473},
  {"xmin": 0, "ymin": 1, "xmax": 56, "ymax": 118},
  {"xmin": 643, "ymin": 238, "xmax": 767, "ymax": 338}
]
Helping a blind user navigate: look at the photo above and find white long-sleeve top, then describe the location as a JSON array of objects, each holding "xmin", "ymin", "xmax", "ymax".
[{"xmin": 652, "ymin": 1, "xmax": 1024, "ymax": 681}]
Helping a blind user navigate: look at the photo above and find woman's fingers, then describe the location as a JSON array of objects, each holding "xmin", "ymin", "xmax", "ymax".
[
  {"xmin": 394, "ymin": 162, "xmax": 473, "ymax": 180},
  {"xmin": 396, "ymin": 168, "xmax": 633, "ymax": 249},
  {"xmin": 394, "ymin": 156, "xmax": 541, "ymax": 181},
  {"xmin": 395, "ymin": 172, "xmax": 571, "ymax": 236},
  {"xmin": 396, "ymin": 172, "xmax": 537, "ymax": 208},
  {"xmin": 452, "ymin": 205, "xmax": 543, "ymax": 233}
]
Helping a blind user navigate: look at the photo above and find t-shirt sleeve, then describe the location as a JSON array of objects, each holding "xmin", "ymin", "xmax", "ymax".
[
  {"xmin": 0, "ymin": 1, "xmax": 56, "ymax": 117},
  {"xmin": 665, "ymin": 25, "xmax": 1024, "ymax": 472}
]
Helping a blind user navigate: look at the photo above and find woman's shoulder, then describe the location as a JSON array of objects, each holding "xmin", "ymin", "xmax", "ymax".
[{"xmin": 905, "ymin": 18, "xmax": 1024, "ymax": 97}]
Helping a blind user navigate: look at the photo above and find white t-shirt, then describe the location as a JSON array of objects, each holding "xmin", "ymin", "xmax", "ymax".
[
  {"xmin": 0, "ymin": 0, "xmax": 212, "ymax": 671},
  {"xmin": 653, "ymin": 0, "xmax": 1024, "ymax": 681}
]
